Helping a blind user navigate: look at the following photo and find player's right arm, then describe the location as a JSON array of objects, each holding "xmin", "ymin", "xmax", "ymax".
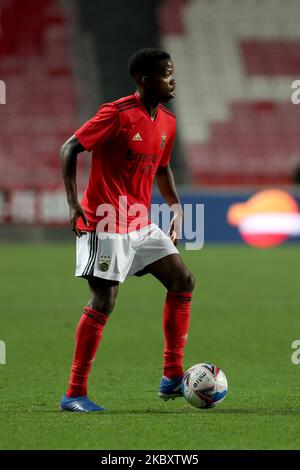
[
  {"xmin": 61, "ymin": 104, "xmax": 120, "ymax": 236},
  {"xmin": 60, "ymin": 135, "xmax": 88, "ymax": 237}
]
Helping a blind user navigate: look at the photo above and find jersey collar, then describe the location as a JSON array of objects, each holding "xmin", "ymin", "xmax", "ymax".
[{"xmin": 134, "ymin": 91, "xmax": 160, "ymax": 123}]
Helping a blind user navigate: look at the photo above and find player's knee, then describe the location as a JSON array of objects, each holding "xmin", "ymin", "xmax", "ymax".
[
  {"xmin": 181, "ymin": 271, "xmax": 195, "ymax": 292},
  {"xmin": 170, "ymin": 270, "xmax": 195, "ymax": 293},
  {"xmin": 100, "ymin": 299, "xmax": 116, "ymax": 315},
  {"xmin": 89, "ymin": 292, "xmax": 117, "ymax": 315}
]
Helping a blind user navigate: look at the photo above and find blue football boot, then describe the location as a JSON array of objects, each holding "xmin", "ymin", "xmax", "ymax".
[
  {"xmin": 60, "ymin": 394, "xmax": 106, "ymax": 412},
  {"xmin": 158, "ymin": 376, "xmax": 184, "ymax": 400}
]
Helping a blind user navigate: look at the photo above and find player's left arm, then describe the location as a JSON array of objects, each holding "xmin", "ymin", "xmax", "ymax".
[{"xmin": 156, "ymin": 164, "xmax": 183, "ymax": 245}]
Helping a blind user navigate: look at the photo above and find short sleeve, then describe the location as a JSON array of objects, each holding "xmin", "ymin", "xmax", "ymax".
[
  {"xmin": 159, "ymin": 126, "xmax": 176, "ymax": 168},
  {"xmin": 74, "ymin": 104, "xmax": 120, "ymax": 151}
]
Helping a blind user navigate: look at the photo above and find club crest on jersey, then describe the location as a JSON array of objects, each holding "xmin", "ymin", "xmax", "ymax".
[
  {"xmin": 99, "ymin": 256, "xmax": 111, "ymax": 272},
  {"xmin": 161, "ymin": 133, "xmax": 167, "ymax": 149}
]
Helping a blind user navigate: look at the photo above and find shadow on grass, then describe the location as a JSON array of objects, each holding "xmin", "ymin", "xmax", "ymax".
[
  {"xmin": 104, "ymin": 408, "xmax": 300, "ymax": 416},
  {"xmin": 21, "ymin": 407, "xmax": 300, "ymax": 416},
  {"xmin": 211, "ymin": 408, "xmax": 300, "ymax": 416},
  {"xmin": 2, "ymin": 402, "xmax": 300, "ymax": 416}
]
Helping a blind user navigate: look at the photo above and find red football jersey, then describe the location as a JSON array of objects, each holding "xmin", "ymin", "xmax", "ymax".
[{"xmin": 74, "ymin": 91, "xmax": 176, "ymax": 233}]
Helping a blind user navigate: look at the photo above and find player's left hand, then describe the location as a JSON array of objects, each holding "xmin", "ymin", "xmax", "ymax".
[{"xmin": 168, "ymin": 207, "xmax": 183, "ymax": 246}]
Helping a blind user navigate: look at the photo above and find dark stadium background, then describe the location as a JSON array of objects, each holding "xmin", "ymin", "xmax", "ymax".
[{"xmin": 1, "ymin": 0, "xmax": 300, "ymax": 243}]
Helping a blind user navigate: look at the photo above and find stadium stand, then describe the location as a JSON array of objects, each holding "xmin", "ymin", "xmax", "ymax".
[
  {"xmin": 1, "ymin": 0, "xmax": 299, "ymax": 227},
  {"xmin": 0, "ymin": 0, "xmax": 168, "ymax": 224},
  {"xmin": 158, "ymin": 0, "xmax": 300, "ymax": 186},
  {"xmin": 0, "ymin": 0, "xmax": 83, "ymax": 192}
]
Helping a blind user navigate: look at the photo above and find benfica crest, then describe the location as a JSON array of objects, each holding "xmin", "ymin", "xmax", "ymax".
[
  {"xmin": 99, "ymin": 256, "xmax": 111, "ymax": 272},
  {"xmin": 161, "ymin": 133, "xmax": 167, "ymax": 150}
]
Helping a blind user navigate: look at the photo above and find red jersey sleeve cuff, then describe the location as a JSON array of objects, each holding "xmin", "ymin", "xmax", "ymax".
[{"xmin": 74, "ymin": 131, "xmax": 90, "ymax": 151}]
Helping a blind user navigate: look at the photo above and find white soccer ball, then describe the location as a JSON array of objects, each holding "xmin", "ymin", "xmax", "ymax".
[{"xmin": 182, "ymin": 363, "xmax": 228, "ymax": 409}]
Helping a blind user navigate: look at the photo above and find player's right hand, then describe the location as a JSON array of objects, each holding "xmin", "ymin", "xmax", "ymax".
[{"xmin": 69, "ymin": 203, "xmax": 89, "ymax": 237}]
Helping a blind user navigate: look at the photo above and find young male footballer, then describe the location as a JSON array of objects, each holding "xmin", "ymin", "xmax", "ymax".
[{"xmin": 60, "ymin": 48, "xmax": 195, "ymax": 412}]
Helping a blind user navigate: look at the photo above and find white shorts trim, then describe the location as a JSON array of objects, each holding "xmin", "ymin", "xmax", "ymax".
[{"xmin": 75, "ymin": 223, "xmax": 178, "ymax": 283}]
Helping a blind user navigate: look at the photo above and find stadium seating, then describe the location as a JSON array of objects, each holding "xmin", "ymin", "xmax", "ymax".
[
  {"xmin": 0, "ymin": 0, "xmax": 84, "ymax": 191},
  {"xmin": 158, "ymin": 0, "xmax": 300, "ymax": 186},
  {"xmin": 2, "ymin": 0, "xmax": 300, "ymax": 194}
]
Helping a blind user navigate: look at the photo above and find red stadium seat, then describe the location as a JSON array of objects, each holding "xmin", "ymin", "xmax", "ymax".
[
  {"xmin": 158, "ymin": 0, "xmax": 300, "ymax": 186},
  {"xmin": 0, "ymin": 0, "xmax": 80, "ymax": 191}
]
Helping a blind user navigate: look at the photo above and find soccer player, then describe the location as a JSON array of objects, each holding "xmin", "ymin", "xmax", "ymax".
[{"xmin": 60, "ymin": 48, "xmax": 195, "ymax": 412}]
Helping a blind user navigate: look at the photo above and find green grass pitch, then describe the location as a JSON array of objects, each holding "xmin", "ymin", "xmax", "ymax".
[{"xmin": 0, "ymin": 242, "xmax": 299, "ymax": 450}]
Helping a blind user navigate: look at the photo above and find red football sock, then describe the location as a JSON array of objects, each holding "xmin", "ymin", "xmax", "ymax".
[
  {"xmin": 163, "ymin": 291, "xmax": 192, "ymax": 379},
  {"xmin": 66, "ymin": 307, "xmax": 109, "ymax": 398}
]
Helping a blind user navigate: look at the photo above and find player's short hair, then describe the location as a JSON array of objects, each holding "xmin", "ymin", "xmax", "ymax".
[{"xmin": 128, "ymin": 48, "xmax": 171, "ymax": 80}]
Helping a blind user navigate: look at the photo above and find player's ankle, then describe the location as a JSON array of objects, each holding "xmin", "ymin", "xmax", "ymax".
[
  {"xmin": 66, "ymin": 388, "xmax": 87, "ymax": 398},
  {"xmin": 163, "ymin": 371, "xmax": 183, "ymax": 380}
]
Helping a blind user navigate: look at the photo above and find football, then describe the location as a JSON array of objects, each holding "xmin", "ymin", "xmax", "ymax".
[{"xmin": 182, "ymin": 363, "xmax": 228, "ymax": 409}]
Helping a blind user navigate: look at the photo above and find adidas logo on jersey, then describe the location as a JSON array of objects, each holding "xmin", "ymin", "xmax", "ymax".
[{"xmin": 132, "ymin": 133, "xmax": 142, "ymax": 141}]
